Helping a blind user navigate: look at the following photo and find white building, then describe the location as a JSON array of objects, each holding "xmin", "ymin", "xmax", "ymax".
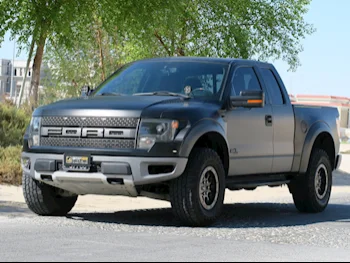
[{"xmin": 0, "ymin": 59, "xmax": 48, "ymax": 103}]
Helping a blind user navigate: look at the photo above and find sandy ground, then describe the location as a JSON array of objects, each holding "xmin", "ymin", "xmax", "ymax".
[
  {"xmin": 340, "ymin": 143, "xmax": 350, "ymax": 153},
  {"xmin": 1, "ymin": 154, "xmax": 349, "ymax": 213}
]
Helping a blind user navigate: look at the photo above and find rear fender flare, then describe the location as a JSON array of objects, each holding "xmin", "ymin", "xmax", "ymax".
[{"xmin": 299, "ymin": 121, "xmax": 334, "ymax": 173}]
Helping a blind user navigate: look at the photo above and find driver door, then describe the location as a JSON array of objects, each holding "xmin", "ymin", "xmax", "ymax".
[{"xmin": 226, "ymin": 66, "xmax": 274, "ymax": 176}]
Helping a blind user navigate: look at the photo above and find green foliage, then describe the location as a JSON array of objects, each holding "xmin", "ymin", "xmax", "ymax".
[
  {"xmin": 0, "ymin": 0, "xmax": 121, "ymax": 105},
  {"xmin": 0, "ymin": 103, "xmax": 30, "ymax": 147},
  {"xmin": 0, "ymin": 0, "xmax": 95, "ymax": 52},
  {"xmin": 0, "ymin": 145, "xmax": 23, "ymax": 186},
  {"xmin": 1, "ymin": 0, "xmax": 314, "ymax": 105},
  {"xmin": 39, "ymin": 23, "xmax": 146, "ymax": 104},
  {"xmin": 128, "ymin": 0, "xmax": 315, "ymax": 71},
  {"xmin": 0, "ymin": 102, "xmax": 30, "ymax": 185}
]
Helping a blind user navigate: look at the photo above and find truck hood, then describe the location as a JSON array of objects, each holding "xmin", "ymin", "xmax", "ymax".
[{"xmin": 33, "ymin": 95, "xmax": 221, "ymax": 121}]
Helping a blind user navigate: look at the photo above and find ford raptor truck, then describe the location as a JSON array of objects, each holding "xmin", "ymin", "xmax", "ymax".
[{"xmin": 21, "ymin": 57, "xmax": 342, "ymax": 226}]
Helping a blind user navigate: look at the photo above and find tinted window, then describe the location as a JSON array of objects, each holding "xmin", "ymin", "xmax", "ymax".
[
  {"xmin": 261, "ymin": 69, "xmax": 284, "ymax": 105},
  {"xmin": 232, "ymin": 67, "xmax": 261, "ymax": 96},
  {"xmin": 197, "ymin": 73, "xmax": 224, "ymax": 94},
  {"xmin": 93, "ymin": 61, "xmax": 228, "ymax": 99}
]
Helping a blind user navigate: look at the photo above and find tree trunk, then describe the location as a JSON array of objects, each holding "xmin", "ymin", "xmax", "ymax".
[
  {"xmin": 30, "ymin": 34, "xmax": 47, "ymax": 108},
  {"xmin": 177, "ymin": 18, "xmax": 188, "ymax": 56},
  {"xmin": 16, "ymin": 38, "xmax": 35, "ymax": 108},
  {"xmin": 96, "ymin": 27, "xmax": 106, "ymax": 82}
]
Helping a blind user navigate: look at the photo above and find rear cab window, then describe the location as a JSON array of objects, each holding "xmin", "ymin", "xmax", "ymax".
[{"xmin": 260, "ymin": 68, "xmax": 285, "ymax": 105}]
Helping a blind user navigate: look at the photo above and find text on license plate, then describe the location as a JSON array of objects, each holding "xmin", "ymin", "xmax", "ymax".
[{"xmin": 65, "ymin": 156, "xmax": 89, "ymax": 165}]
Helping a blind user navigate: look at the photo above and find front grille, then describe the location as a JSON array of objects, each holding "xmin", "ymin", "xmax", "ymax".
[
  {"xmin": 41, "ymin": 137, "xmax": 135, "ymax": 149},
  {"xmin": 40, "ymin": 116, "xmax": 139, "ymax": 149},
  {"xmin": 42, "ymin": 116, "xmax": 139, "ymax": 128}
]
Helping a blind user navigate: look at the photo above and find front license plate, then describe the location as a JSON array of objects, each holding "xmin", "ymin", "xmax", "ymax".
[{"xmin": 64, "ymin": 154, "xmax": 91, "ymax": 171}]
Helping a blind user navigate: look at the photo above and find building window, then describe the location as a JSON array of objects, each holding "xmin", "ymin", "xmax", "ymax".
[
  {"xmin": 20, "ymin": 68, "xmax": 23, "ymax": 77},
  {"xmin": 14, "ymin": 69, "xmax": 17, "ymax": 76},
  {"xmin": 6, "ymin": 79, "xmax": 11, "ymax": 93},
  {"xmin": 28, "ymin": 71, "xmax": 31, "ymax": 77}
]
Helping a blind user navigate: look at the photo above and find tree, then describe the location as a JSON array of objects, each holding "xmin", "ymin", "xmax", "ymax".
[
  {"xmin": 0, "ymin": 0, "xmax": 98, "ymax": 107},
  {"xmin": 39, "ymin": 22, "xmax": 131, "ymax": 105},
  {"xmin": 0, "ymin": 0, "xmax": 181, "ymax": 106},
  {"xmin": 129, "ymin": 0, "xmax": 315, "ymax": 71},
  {"xmin": 1, "ymin": 0, "xmax": 313, "ymax": 107},
  {"xmin": 17, "ymin": 39, "xmax": 35, "ymax": 108}
]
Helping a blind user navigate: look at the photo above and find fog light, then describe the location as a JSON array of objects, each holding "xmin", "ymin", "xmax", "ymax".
[
  {"xmin": 32, "ymin": 135, "xmax": 40, "ymax": 146},
  {"xmin": 138, "ymin": 136, "xmax": 156, "ymax": 150},
  {"xmin": 21, "ymin": 157, "xmax": 31, "ymax": 169}
]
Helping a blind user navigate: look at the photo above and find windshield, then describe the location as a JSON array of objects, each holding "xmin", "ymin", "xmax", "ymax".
[{"xmin": 92, "ymin": 60, "xmax": 229, "ymax": 100}]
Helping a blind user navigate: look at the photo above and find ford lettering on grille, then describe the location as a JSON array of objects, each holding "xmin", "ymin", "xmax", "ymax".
[
  {"xmin": 40, "ymin": 117, "xmax": 139, "ymax": 149},
  {"xmin": 41, "ymin": 127, "xmax": 135, "ymax": 138}
]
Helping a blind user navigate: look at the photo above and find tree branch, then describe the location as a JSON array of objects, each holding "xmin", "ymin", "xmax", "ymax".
[{"xmin": 154, "ymin": 31, "xmax": 172, "ymax": 56}]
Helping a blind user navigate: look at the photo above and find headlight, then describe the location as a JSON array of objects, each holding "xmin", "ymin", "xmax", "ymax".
[
  {"xmin": 137, "ymin": 119, "xmax": 179, "ymax": 150},
  {"xmin": 28, "ymin": 117, "xmax": 41, "ymax": 148}
]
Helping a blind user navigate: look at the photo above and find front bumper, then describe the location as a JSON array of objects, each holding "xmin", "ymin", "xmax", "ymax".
[{"xmin": 21, "ymin": 152, "xmax": 187, "ymax": 196}]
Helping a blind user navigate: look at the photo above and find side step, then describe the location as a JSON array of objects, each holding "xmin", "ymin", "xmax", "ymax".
[{"xmin": 226, "ymin": 174, "xmax": 292, "ymax": 191}]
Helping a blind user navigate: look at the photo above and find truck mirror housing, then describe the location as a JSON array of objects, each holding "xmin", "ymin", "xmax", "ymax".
[
  {"xmin": 81, "ymin": 85, "xmax": 94, "ymax": 97},
  {"xmin": 230, "ymin": 90, "xmax": 265, "ymax": 108}
]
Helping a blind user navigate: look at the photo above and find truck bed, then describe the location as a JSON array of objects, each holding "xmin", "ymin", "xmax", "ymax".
[{"xmin": 292, "ymin": 104, "xmax": 340, "ymax": 173}]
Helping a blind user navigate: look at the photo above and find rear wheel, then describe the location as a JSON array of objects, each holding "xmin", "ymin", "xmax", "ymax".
[
  {"xmin": 23, "ymin": 173, "xmax": 78, "ymax": 216},
  {"xmin": 170, "ymin": 148, "xmax": 226, "ymax": 227},
  {"xmin": 289, "ymin": 149, "xmax": 332, "ymax": 213}
]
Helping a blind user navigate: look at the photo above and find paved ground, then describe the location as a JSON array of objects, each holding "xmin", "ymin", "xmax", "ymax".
[{"xmin": 1, "ymin": 156, "xmax": 350, "ymax": 262}]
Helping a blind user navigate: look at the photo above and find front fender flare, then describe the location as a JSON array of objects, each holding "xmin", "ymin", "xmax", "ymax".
[{"xmin": 178, "ymin": 119, "xmax": 229, "ymax": 158}]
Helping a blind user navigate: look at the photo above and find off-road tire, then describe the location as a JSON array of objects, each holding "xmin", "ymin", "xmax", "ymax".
[
  {"xmin": 170, "ymin": 148, "xmax": 226, "ymax": 227},
  {"xmin": 23, "ymin": 173, "xmax": 78, "ymax": 216},
  {"xmin": 289, "ymin": 149, "xmax": 332, "ymax": 213}
]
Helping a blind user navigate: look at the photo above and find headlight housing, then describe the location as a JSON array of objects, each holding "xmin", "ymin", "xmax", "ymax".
[
  {"xmin": 137, "ymin": 119, "xmax": 179, "ymax": 150},
  {"xmin": 28, "ymin": 117, "xmax": 41, "ymax": 148}
]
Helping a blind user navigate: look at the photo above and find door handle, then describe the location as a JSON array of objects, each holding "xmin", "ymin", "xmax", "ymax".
[{"xmin": 265, "ymin": 115, "xmax": 273, "ymax": 126}]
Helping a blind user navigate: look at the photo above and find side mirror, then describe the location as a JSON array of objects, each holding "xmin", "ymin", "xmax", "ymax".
[
  {"xmin": 230, "ymin": 90, "xmax": 265, "ymax": 108},
  {"xmin": 81, "ymin": 86, "xmax": 94, "ymax": 97}
]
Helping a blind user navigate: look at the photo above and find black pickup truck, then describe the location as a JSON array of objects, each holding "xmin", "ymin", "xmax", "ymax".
[{"xmin": 21, "ymin": 57, "xmax": 342, "ymax": 226}]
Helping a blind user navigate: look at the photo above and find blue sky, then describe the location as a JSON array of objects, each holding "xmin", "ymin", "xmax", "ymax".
[
  {"xmin": 273, "ymin": 0, "xmax": 350, "ymax": 97},
  {"xmin": 1, "ymin": 1, "xmax": 349, "ymax": 97}
]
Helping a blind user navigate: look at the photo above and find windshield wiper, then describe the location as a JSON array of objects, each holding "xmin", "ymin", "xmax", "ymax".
[
  {"xmin": 133, "ymin": 91, "xmax": 190, "ymax": 99},
  {"xmin": 96, "ymin": 92, "xmax": 123, "ymax": 96}
]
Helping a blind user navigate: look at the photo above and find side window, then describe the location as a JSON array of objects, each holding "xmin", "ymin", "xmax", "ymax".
[
  {"xmin": 260, "ymin": 69, "xmax": 284, "ymax": 105},
  {"xmin": 231, "ymin": 67, "xmax": 262, "ymax": 96}
]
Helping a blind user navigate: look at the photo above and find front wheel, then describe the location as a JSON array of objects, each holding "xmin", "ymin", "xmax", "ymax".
[
  {"xmin": 289, "ymin": 149, "xmax": 332, "ymax": 213},
  {"xmin": 170, "ymin": 148, "xmax": 226, "ymax": 227},
  {"xmin": 23, "ymin": 173, "xmax": 78, "ymax": 216}
]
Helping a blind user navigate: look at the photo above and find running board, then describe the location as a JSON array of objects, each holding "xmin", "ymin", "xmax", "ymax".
[{"xmin": 226, "ymin": 174, "xmax": 292, "ymax": 191}]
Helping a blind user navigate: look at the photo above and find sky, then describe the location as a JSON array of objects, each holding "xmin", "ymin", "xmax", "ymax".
[{"xmin": 0, "ymin": 1, "xmax": 349, "ymax": 97}]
